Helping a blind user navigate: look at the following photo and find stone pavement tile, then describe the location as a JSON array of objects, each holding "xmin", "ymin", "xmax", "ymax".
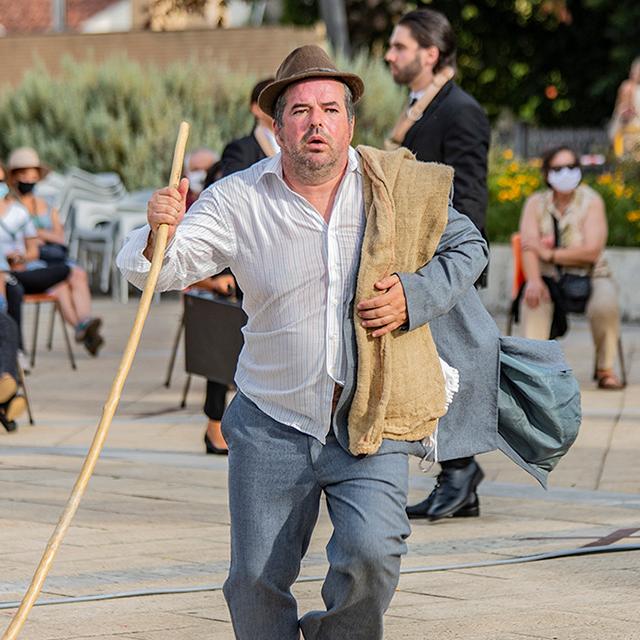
[
  {"xmin": 0, "ymin": 591, "xmax": 234, "ymax": 640},
  {"xmin": 470, "ymin": 495, "xmax": 636, "ymax": 527},
  {"xmin": 0, "ymin": 607, "xmax": 211, "ymax": 640},
  {"xmin": 379, "ymin": 556, "xmax": 639, "ymax": 638}
]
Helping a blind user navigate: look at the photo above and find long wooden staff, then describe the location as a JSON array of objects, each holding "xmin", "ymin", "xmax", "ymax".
[{"xmin": 1, "ymin": 121, "xmax": 190, "ymax": 640}]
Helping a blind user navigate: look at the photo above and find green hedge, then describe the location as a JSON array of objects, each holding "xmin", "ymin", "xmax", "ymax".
[
  {"xmin": 0, "ymin": 53, "xmax": 403, "ymax": 191},
  {"xmin": 0, "ymin": 56, "xmax": 259, "ymax": 190}
]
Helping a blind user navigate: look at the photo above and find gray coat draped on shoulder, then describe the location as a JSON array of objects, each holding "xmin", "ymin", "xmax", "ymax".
[{"xmin": 333, "ymin": 204, "xmax": 500, "ymax": 462}]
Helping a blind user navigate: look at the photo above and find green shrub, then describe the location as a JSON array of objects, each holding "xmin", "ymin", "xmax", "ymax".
[
  {"xmin": 0, "ymin": 52, "xmax": 402, "ymax": 191},
  {"xmin": 0, "ymin": 56, "xmax": 256, "ymax": 190}
]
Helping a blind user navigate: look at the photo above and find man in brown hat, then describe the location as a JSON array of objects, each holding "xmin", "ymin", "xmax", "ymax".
[{"xmin": 118, "ymin": 45, "xmax": 491, "ymax": 639}]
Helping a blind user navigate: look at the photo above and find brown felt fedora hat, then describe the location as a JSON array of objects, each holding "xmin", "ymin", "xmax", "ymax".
[{"xmin": 258, "ymin": 45, "xmax": 364, "ymax": 117}]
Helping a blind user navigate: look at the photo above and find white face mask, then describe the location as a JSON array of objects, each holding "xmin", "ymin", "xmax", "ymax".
[
  {"xmin": 547, "ymin": 166, "xmax": 581, "ymax": 193},
  {"xmin": 186, "ymin": 169, "xmax": 207, "ymax": 193}
]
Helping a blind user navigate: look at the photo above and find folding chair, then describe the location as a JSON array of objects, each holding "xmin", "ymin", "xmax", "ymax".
[
  {"xmin": 16, "ymin": 359, "xmax": 34, "ymax": 425},
  {"xmin": 505, "ymin": 233, "xmax": 525, "ymax": 336},
  {"xmin": 24, "ymin": 293, "xmax": 76, "ymax": 371}
]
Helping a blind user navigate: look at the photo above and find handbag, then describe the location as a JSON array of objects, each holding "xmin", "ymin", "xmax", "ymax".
[
  {"xmin": 558, "ymin": 272, "xmax": 591, "ymax": 313},
  {"xmin": 38, "ymin": 242, "xmax": 68, "ymax": 264},
  {"xmin": 550, "ymin": 214, "xmax": 591, "ymax": 314}
]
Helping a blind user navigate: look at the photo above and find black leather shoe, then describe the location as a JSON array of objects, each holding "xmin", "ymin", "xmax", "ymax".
[
  {"xmin": 407, "ymin": 490, "xmax": 480, "ymax": 520},
  {"xmin": 426, "ymin": 461, "xmax": 484, "ymax": 522},
  {"xmin": 204, "ymin": 432, "xmax": 228, "ymax": 455},
  {"xmin": 0, "ymin": 411, "xmax": 17, "ymax": 433}
]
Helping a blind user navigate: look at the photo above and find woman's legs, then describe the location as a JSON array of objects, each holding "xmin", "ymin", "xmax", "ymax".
[
  {"xmin": 49, "ymin": 267, "xmax": 92, "ymax": 329},
  {"xmin": 0, "ymin": 312, "xmax": 26, "ymax": 431},
  {"xmin": 67, "ymin": 266, "xmax": 92, "ymax": 323},
  {"xmin": 49, "ymin": 281, "xmax": 79, "ymax": 327},
  {"xmin": 12, "ymin": 265, "xmax": 70, "ymax": 294},
  {"xmin": 14, "ymin": 264, "xmax": 103, "ymax": 356},
  {"xmin": 587, "ymin": 277, "xmax": 622, "ymax": 386},
  {"xmin": 5, "ymin": 279, "xmax": 25, "ymax": 350},
  {"xmin": 204, "ymin": 380, "xmax": 228, "ymax": 452},
  {"xmin": 521, "ymin": 297, "xmax": 553, "ymax": 340}
]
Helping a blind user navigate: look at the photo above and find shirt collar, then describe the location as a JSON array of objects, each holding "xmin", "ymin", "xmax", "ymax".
[
  {"xmin": 258, "ymin": 145, "xmax": 361, "ymax": 184},
  {"xmin": 409, "ymin": 89, "xmax": 426, "ymax": 103}
]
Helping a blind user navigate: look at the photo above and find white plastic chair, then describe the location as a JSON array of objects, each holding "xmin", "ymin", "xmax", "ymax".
[{"xmin": 69, "ymin": 199, "xmax": 118, "ymax": 293}]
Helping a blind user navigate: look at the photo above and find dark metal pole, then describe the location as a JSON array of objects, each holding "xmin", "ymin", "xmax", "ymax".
[
  {"xmin": 318, "ymin": 0, "xmax": 351, "ymax": 58},
  {"xmin": 51, "ymin": 0, "xmax": 66, "ymax": 32}
]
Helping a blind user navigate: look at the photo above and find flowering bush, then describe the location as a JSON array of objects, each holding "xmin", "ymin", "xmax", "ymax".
[{"xmin": 487, "ymin": 149, "xmax": 640, "ymax": 247}]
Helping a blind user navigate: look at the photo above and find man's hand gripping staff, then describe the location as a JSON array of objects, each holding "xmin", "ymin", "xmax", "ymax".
[{"xmin": 144, "ymin": 176, "xmax": 190, "ymax": 261}]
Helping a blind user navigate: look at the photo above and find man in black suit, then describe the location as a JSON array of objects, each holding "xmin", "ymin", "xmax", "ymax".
[{"xmin": 385, "ymin": 8, "xmax": 491, "ymax": 522}]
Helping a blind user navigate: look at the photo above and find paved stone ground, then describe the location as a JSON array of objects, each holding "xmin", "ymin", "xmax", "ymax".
[{"xmin": 1, "ymin": 297, "xmax": 639, "ymax": 640}]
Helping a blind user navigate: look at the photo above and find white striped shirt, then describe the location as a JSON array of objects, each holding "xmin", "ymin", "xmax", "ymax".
[{"xmin": 117, "ymin": 147, "xmax": 365, "ymax": 442}]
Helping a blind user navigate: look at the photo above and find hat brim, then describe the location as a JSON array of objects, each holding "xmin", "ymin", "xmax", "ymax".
[
  {"xmin": 258, "ymin": 71, "xmax": 364, "ymax": 118},
  {"xmin": 9, "ymin": 163, "xmax": 50, "ymax": 179}
]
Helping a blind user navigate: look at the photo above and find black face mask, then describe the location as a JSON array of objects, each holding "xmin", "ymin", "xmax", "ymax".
[{"xmin": 16, "ymin": 181, "xmax": 36, "ymax": 195}]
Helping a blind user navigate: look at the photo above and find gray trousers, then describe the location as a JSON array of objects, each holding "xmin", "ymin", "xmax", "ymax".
[{"xmin": 221, "ymin": 392, "xmax": 411, "ymax": 640}]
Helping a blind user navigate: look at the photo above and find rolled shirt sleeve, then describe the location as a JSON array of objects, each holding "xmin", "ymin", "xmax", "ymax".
[{"xmin": 116, "ymin": 186, "xmax": 237, "ymax": 292}]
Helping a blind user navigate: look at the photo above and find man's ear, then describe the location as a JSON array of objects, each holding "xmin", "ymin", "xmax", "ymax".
[
  {"xmin": 274, "ymin": 121, "xmax": 283, "ymax": 146},
  {"xmin": 249, "ymin": 102, "xmax": 261, "ymax": 120},
  {"xmin": 349, "ymin": 116, "xmax": 356, "ymax": 143},
  {"xmin": 421, "ymin": 45, "xmax": 440, "ymax": 70}
]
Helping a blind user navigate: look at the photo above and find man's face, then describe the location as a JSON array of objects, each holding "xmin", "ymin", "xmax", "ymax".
[
  {"xmin": 385, "ymin": 25, "xmax": 436, "ymax": 86},
  {"xmin": 275, "ymin": 79, "xmax": 354, "ymax": 182}
]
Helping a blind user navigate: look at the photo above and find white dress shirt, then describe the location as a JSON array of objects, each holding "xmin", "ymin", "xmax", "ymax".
[{"xmin": 117, "ymin": 147, "xmax": 365, "ymax": 442}]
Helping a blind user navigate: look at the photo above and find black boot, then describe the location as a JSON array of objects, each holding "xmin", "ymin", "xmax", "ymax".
[
  {"xmin": 407, "ymin": 490, "xmax": 480, "ymax": 520},
  {"xmin": 424, "ymin": 460, "xmax": 484, "ymax": 521}
]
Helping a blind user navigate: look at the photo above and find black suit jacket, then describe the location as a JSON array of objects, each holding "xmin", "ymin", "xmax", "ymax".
[
  {"xmin": 402, "ymin": 81, "xmax": 490, "ymax": 235},
  {"xmin": 220, "ymin": 131, "xmax": 267, "ymax": 178}
]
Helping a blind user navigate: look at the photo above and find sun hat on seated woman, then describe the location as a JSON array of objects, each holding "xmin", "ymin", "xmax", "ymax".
[{"xmin": 7, "ymin": 147, "xmax": 50, "ymax": 179}]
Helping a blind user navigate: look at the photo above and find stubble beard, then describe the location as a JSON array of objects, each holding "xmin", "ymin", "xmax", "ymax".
[
  {"xmin": 391, "ymin": 55, "xmax": 423, "ymax": 86},
  {"xmin": 283, "ymin": 128, "xmax": 342, "ymax": 184}
]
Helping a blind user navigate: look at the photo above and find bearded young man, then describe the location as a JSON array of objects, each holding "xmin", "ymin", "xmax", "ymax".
[
  {"xmin": 118, "ymin": 46, "xmax": 497, "ymax": 639},
  {"xmin": 386, "ymin": 8, "xmax": 492, "ymax": 522}
]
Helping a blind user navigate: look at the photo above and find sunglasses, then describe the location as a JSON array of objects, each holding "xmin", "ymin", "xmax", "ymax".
[{"xmin": 548, "ymin": 164, "xmax": 579, "ymax": 172}]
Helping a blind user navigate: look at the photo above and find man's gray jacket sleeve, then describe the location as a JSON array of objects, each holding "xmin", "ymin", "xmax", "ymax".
[{"xmin": 397, "ymin": 205, "xmax": 488, "ymax": 330}]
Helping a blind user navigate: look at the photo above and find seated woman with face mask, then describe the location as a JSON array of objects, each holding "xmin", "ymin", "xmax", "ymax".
[
  {"xmin": 518, "ymin": 145, "xmax": 623, "ymax": 390},
  {"xmin": 7, "ymin": 147, "xmax": 104, "ymax": 356},
  {"xmin": 0, "ymin": 160, "xmax": 71, "ymax": 356}
]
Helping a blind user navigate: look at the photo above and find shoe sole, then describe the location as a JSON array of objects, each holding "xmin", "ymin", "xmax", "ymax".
[
  {"xmin": 453, "ymin": 502, "xmax": 480, "ymax": 518},
  {"xmin": 0, "ymin": 374, "xmax": 17, "ymax": 405}
]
